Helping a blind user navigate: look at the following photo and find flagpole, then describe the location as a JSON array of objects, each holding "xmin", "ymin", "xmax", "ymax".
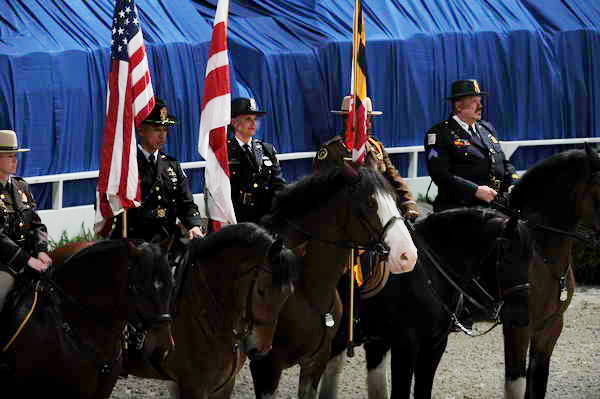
[
  {"xmin": 122, "ymin": 209, "xmax": 128, "ymax": 238},
  {"xmin": 347, "ymin": 248, "xmax": 356, "ymax": 357}
]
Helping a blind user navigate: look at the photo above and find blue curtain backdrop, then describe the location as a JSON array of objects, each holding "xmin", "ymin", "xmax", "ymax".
[{"xmin": 0, "ymin": 0, "xmax": 599, "ymax": 209}]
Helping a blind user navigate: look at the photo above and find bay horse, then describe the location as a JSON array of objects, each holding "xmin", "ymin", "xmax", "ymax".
[
  {"xmin": 503, "ymin": 144, "xmax": 600, "ymax": 398},
  {"xmin": 127, "ymin": 222, "xmax": 301, "ymax": 399},
  {"xmin": 319, "ymin": 145, "xmax": 600, "ymax": 399},
  {"xmin": 0, "ymin": 239, "xmax": 173, "ymax": 398},
  {"xmin": 249, "ymin": 165, "xmax": 418, "ymax": 399}
]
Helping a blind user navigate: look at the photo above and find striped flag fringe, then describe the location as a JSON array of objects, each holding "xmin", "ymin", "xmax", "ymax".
[
  {"xmin": 345, "ymin": 0, "xmax": 368, "ymax": 164},
  {"xmin": 198, "ymin": 0, "xmax": 236, "ymax": 232},
  {"xmin": 94, "ymin": 0, "xmax": 155, "ymax": 236}
]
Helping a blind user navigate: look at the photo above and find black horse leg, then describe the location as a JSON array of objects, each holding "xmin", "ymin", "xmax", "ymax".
[
  {"xmin": 525, "ymin": 326, "xmax": 561, "ymax": 399},
  {"xmin": 364, "ymin": 339, "xmax": 391, "ymax": 399},
  {"xmin": 412, "ymin": 333, "xmax": 447, "ymax": 399},
  {"xmin": 503, "ymin": 326, "xmax": 529, "ymax": 398},
  {"xmin": 249, "ymin": 353, "xmax": 283, "ymax": 399}
]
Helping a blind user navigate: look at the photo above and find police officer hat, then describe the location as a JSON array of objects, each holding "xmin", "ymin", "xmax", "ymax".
[
  {"xmin": 231, "ymin": 98, "xmax": 266, "ymax": 119},
  {"xmin": 331, "ymin": 95, "xmax": 382, "ymax": 116},
  {"xmin": 141, "ymin": 99, "xmax": 177, "ymax": 127},
  {"xmin": 446, "ymin": 79, "xmax": 488, "ymax": 100},
  {"xmin": 0, "ymin": 130, "xmax": 29, "ymax": 153}
]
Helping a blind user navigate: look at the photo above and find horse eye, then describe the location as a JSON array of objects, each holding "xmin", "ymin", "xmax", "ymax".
[{"xmin": 367, "ymin": 196, "xmax": 377, "ymax": 208}]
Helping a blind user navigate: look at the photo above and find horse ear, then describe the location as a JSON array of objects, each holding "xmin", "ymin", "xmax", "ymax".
[{"xmin": 584, "ymin": 142, "xmax": 600, "ymax": 171}]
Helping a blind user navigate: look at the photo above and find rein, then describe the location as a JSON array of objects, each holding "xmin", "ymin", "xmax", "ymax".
[
  {"xmin": 491, "ymin": 200, "xmax": 599, "ymax": 245},
  {"xmin": 405, "ymin": 221, "xmax": 501, "ymax": 337},
  {"xmin": 282, "ymin": 214, "xmax": 397, "ymax": 256}
]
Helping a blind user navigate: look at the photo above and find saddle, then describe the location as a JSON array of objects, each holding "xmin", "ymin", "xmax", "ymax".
[{"xmin": 0, "ymin": 273, "xmax": 44, "ymax": 353}]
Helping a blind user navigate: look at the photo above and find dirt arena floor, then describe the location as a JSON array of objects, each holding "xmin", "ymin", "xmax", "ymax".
[{"xmin": 111, "ymin": 285, "xmax": 600, "ymax": 399}]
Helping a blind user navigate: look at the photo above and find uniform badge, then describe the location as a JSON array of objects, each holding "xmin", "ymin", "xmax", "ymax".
[
  {"xmin": 453, "ymin": 139, "xmax": 470, "ymax": 147},
  {"xmin": 167, "ymin": 167, "xmax": 176, "ymax": 176},
  {"xmin": 427, "ymin": 133, "xmax": 436, "ymax": 145},
  {"xmin": 264, "ymin": 159, "xmax": 273, "ymax": 167},
  {"xmin": 490, "ymin": 136, "xmax": 499, "ymax": 144},
  {"xmin": 317, "ymin": 148, "xmax": 328, "ymax": 160},
  {"xmin": 156, "ymin": 208, "xmax": 166, "ymax": 218}
]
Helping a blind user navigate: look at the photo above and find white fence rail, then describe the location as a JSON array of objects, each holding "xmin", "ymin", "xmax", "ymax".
[{"xmin": 30, "ymin": 138, "xmax": 600, "ymax": 240}]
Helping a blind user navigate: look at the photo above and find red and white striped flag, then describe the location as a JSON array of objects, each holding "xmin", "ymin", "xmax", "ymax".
[
  {"xmin": 198, "ymin": 0, "xmax": 236, "ymax": 232},
  {"xmin": 94, "ymin": 0, "xmax": 155, "ymax": 236}
]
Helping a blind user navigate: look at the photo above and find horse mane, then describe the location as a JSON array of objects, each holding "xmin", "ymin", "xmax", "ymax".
[
  {"xmin": 53, "ymin": 239, "xmax": 130, "ymax": 276},
  {"xmin": 189, "ymin": 223, "xmax": 274, "ymax": 261},
  {"xmin": 509, "ymin": 149, "xmax": 593, "ymax": 216},
  {"xmin": 415, "ymin": 207, "xmax": 508, "ymax": 272},
  {"xmin": 262, "ymin": 166, "xmax": 395, "ymax": 228},
  {"xmin": 188, "ymin": 222, "xmax": 300, "ymax": 288}
]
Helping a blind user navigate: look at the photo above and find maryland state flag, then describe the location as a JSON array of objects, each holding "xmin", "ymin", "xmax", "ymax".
[{"xmin": 345, "ymin": 0, "xmax": 368, "ymax": 164}]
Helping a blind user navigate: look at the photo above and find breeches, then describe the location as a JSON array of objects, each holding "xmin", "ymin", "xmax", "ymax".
[{"xmin": 0, "ymin": 270, "xmax": 15, "ymax": 313}]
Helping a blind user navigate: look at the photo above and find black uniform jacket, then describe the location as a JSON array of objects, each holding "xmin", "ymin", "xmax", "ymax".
[
  {"xmin": 0, "ymin": 177, "xmax": 48, "ymax": 275},
  {"xmin": 228, "ymin": 137, "xmax": 285, "ymax": 224},
  {"xmin": 425, "ymin": 115, "xmax": 519, "ymax": 212},
  {"xmin": 112, "ymin": 149, "xmax": 201, "ymax": 241}
]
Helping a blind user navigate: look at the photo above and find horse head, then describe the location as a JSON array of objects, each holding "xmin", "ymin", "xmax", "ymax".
[
  {"xmin": 241, "ymin": 237, "xmax": 301, "ymax": 360},
  {"xmin": 126, "ymin": 240, "xmax": 174, "ymax": 365},
  {"xmin": 345, "ymin": 167, "xmax": 417, "ymax": 274}
]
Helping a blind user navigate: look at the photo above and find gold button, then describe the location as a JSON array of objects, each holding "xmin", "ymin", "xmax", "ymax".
[
  {"xmin": 19, "ymin": 222, "xmax": 23, "ymax": 227},
  {"xmin": 253, "ymin": 183, "xmax": 258, "ymax": 188},
  {"xmin": 155, "ymin": 187, "xmax": 160, "ymax": 191},
  {"xmin": 157, "ymin": 195, "xmax": 162, "ymax": 200}
]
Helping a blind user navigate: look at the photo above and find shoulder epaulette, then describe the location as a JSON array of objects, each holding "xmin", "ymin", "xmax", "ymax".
[{"xmin": 321, "ymin": 135, "xmax": 343, "ymax": 147}]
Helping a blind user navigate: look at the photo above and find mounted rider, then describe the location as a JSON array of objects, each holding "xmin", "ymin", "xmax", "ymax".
[{"xmin": 0, "ymin": 130, "xmax": 50, "ymax": 316}]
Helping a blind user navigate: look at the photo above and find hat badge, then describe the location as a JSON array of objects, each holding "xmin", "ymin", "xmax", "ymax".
[
  {"xmin": 160, "ymin": 106, "xmax": 168, "ymax": 122},
  {"xmin": 249, "ymin": 98, "xmax": 258, "ymax": 111},
  {"xmin": 472, "ymin": 80, "xmax": 481, "ymax": 94}
]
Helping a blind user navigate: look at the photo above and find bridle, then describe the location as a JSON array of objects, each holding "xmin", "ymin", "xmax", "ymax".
[{"xmin": 281, "ymin": 187, "xmax": 399, "ymax": 259}]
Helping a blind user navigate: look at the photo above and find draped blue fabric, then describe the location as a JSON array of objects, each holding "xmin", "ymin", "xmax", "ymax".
[{"xmin": 0, "ymin": 0, "xmax": 599, "ymax": 209}]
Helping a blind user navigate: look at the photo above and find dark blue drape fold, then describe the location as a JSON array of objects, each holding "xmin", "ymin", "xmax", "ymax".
[{"xmin": 0, "ymin": 0, "xmax": 599, "ymax": 208}]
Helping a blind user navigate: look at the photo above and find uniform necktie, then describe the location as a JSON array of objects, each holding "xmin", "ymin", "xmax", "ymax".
[
  {"xmin": 148, "ymin": 153, "xmax": 157, "ymax": 175},
  {"xmin": 468, "ymin": 125, "xmax": 481, "ymax": 143},
  {"xmin": 243, "ymin": 143, "xmax": 257, "ymax": 167}
]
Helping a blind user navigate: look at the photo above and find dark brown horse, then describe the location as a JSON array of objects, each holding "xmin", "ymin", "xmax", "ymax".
[
  {"xmin": 0, "ymin": 239, "xmax": 173, "ymax": 398},
  {"xmin": 249, "ymin": 165, "xmax": 418, "ymax": 399},
  {"xmin": 127, "ymin": 222, "xmax": 300, "ymax": 399},
  {"xmin": 503, "ymin": 144, "xmax": 600, "ymax": 398}
]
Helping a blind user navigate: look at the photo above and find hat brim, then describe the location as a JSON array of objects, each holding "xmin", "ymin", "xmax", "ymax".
[
  {"xmin": 232, "ymin": 111, "xmax": 267, "ymax": 118},
  {"xmin": 141, "ymin": 118, "xmax": 178, "ymax": 127},
  {"xmin": 330, "ymin": 110, "xmax": 383, "ymax": 116},
  {"xmin": 0, "ymin": 148, "xmax": 29, "ymax": 153},
  {"xmin": 446, "ymin": 91, "xmax": 488, "ymax": 100}
]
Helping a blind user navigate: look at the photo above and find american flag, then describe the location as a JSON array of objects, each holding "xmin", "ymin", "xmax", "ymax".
[
  {"xmin": 345, "ymin": 0, "xmax": 368, "ymax": 164},
  {"xmin": 94, "ymin": 0, "xmax": 155, "ymax": 236},
  {"xmin": 198, "ymin": 0, "xmax": 236, "ymax": 232}
]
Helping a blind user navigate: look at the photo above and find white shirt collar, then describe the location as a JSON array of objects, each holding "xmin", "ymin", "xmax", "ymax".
[
  {"xmin": 235, "ymin": 137, "xmax": 252, "ymax": 148},
  {"xmin": 452, "ymin": 115, "xmax": 477, "ymax": 133},
  {"xmin": 138, "ymin": 144, "xmax": 159, "ymax": 162}
]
